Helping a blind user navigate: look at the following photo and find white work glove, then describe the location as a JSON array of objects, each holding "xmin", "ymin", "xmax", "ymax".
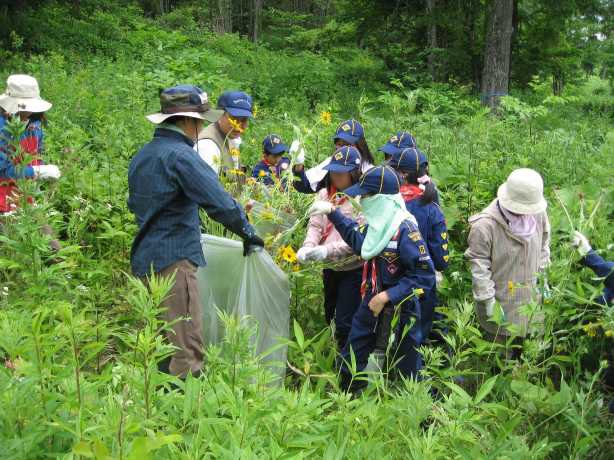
[
  {"xmin": 297, "ymin": 247, "xmax": 312, "ymax": 264},
  {"xmin": 289, "ymin": 140, "xmax": 300, "ymax": 154},
  {"xmin": 308, "ymin": 200, "xmax": 334, "ymax": 217},
  {"xmin": 306, "ymin": 245, "xmax": 328, "ymax": 262},
  {"xmin": 290, "ymin": 140, "xmax": 305, "ymax": 165},
  {"xmin": 480, "ymin": 298, "xmax": 496, "ymax": 318},
  {"xmin": 571, "ymin": 231, "xmax": 591, "ymax": 257},
  {"xmin": 32, "ymin": 165, "xmax": 61, "ymax": 180},
  {"xmin": 435, "ymin": 271, "xmax": 444, "ymax": 289}
]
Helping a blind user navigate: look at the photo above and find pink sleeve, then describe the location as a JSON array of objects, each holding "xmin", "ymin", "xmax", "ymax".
[
  {"xmin": 323, "ymin": 238, "xmax": 355, "ymax": 260},
  {"xmin": 303, "ymin": 214, "xmax": 325, "ymax": 248}
]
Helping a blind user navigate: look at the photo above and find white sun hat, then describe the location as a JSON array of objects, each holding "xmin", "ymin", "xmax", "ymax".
[
  {"xmin": 0, "ymin": 74, "xmax": 52, "ymax": 114},
  {"xmin": 497, "ymin": 168, "xmax": 547, "ymax": 215}
]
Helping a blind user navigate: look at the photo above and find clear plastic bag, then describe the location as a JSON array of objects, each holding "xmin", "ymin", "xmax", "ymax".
[
  {"xmin": 247, "ymin": 200, "xmax": 297, "ymax": 238},
  {"xmin": 197, "ymin": 234, "xmax": 290, "ymax": 382}
]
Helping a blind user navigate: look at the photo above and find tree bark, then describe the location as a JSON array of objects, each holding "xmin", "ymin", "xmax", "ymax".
[
  {"xmin": 251, "ymin": 0, "xmax": 262, "ymax": 42},
  {"xmin": 426, "ymin": 0, "xmax": 438, "ymax": 82},
  {"xmin": 481, "ymin": 0, "xmax": 514, "ymax": 110},
  {"xmin": 213, "ymin": 0, "xmax": 233, "ymax": 34}
]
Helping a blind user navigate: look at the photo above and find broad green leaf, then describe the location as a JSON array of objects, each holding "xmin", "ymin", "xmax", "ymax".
[{"xmin": 474, "ymin": 374, "xmax": 498, "ymax": 404}]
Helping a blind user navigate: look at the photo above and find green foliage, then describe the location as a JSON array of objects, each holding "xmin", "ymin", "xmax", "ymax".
[{"xmin": 0, "ymin": 2, "xmax": 613, "ymax": 458}]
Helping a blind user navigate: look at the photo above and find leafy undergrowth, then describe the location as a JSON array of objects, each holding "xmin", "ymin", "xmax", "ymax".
[{"xmin": 1, "ymin": 5, "xmax": 614, "ymax": 459}]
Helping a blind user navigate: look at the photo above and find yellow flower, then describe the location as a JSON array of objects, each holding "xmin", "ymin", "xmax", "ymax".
[
  {"xmin": 252, "ymin": 104, "xmax": 259, "ymax": 119},
  {"xmin": 320, "ymin": 111, "xmax": 332, "ymax": 125},
  {"xmin": 258, "ymin": 170, "xmax": 267, "ymax": 177},
  {"xmin": 227, "ymin": 116, "xmax": 245, "ymax": 134},
  {"xmin": 229, "ymin": 168, "xmax": 245, "ymax": 176},
  {"xmin": 261, "ymin": 210, "xmax": 275, "ymax": 221},
  {"xmin": 280, "ymin": 245, "xmax": 298, "ymax": 264},
  {"xmin": 605, "ymin": 330, "xmax": 614, "ymax": 338},
  {"xmin": 507, "ymin": 280, "xmax": 515, "ymax": 295},
  {"xmin": 583, "ymin": 323, "xmax": 597, "ymax": 337}
]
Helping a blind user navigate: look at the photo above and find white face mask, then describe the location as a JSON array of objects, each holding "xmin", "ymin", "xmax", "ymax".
[{"xmin": 229, "ymin": 137, "xmax": 242, "ymax": 149}]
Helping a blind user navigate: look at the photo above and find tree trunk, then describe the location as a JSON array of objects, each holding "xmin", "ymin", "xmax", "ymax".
[
  {"xmin": 426, "ymin": 0, "xmax": 438, "ymax": 82},
  {"xmin": 481, "ymin": 0, "xmax": 514, "ymax": 110},
  {"xmin": 465, "ymin": 0, "xmax": 481, "ymax": 92},
  {"xmin": 213, "ymin": 0, "xmax": 233, "ymax": 34},
  {"xmin": 323, "ymin": 0, "xmax": 332, "ymax": 18},
  {"xmin": 251, "ymin": 0, "xmax": 262, "ymax": 42},
  {"xmin": 552, "ymin": 72, "xmax": 564, "ymax": 96}
]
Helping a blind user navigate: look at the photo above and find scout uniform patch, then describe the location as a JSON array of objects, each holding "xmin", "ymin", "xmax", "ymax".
[{"xmin": 409, "ymin": 231, "xmax": 421, "ymax": 242}]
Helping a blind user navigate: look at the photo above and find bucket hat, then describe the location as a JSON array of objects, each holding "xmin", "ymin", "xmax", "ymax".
[
  {"xmin": 0, "ymin": 74, "xmax": 52, "ymax": 114},
  {"xmin": 146, "ymin": 85, "xmax": 222, "ymax": 124},
  {"xmin": 497, "ymin": 168, "xmax": 547, "ymax": 215}
]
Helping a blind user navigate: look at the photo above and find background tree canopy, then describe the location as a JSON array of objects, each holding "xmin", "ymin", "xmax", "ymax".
[{"xmin": 1, "ymin": 0, "xmax": 612, "ymax": 100}]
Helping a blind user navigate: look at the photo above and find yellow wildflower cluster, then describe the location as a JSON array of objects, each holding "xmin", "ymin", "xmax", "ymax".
[
  {"xmin": 320, "ymin": 111, "xmax": 332, "ymax": 125},
  {"xmin": 279, "ymin": 245, "xmax": 298, "ymax": 264},
  {"xmin": 582, "ymin": 323, "xmax": 597, "ymax": 337},
  {"xmin": 227, "ymin": 116, "xmax": 245, "ymax": 134},
  {"xmin": 275, "ymin": 245, "xmax": 300, "ymax": 272}
]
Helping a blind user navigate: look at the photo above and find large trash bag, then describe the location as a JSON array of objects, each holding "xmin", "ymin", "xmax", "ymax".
[{"xmin": 197, "ymin": 234, "xmax": 290, "ymax": 382}]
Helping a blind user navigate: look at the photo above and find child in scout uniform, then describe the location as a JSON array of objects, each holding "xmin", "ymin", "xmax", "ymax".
[
  {"xmin": 570, "ymin": 231, "xmax": 614, "ymax": 413},
  {"xmin": 296, "ymin": 146, "xmax": 364, "ymax": 350},
  {"xmin": 309, "ymin": 165, "xmax": 436, "ymax": 393},
  {"xmin": 251, "ymin": 134, "xmax": 291, "ymax": 188},
  {"xmin": 293, "ymin": 118, "xmax": 375, "ymax": 194},
  {"xmin": 389, "ymin": 148, "xmax": 449, "ymax": 340},
  {"xmin": 378, "ymin": 131, "xmax": 417, "ymax": 163}
]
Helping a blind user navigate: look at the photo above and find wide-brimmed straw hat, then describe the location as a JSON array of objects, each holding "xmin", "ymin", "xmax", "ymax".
[
  {"xmin": 146, "ymin": 85, "xmax": 223, "ymax": 124},
  {"xmin": 0, "ymin": 74, "xmax": 52, "ymax": 114},
  {"xmin": 497, "ymin": 168, "xmax": 547, "ymax": 215}
]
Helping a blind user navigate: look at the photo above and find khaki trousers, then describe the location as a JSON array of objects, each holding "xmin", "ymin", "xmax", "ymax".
[{"xmin": 146, "ymin": 259, "xmax": 204, "ymax": 377}]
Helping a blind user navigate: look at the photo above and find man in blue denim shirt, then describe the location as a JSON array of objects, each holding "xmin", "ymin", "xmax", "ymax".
[{"xmin": 128, "ymin": 85, "xmax": 264, "ymax": 378}]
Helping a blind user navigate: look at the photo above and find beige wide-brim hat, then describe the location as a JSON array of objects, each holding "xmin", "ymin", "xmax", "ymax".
[
  {"xmin": 0, "ymin": 74, "xmax": 52, "ymax": 114},
  {"xmin": 146, "ymin": 109, "xmax": 223, "ymax": 124},
  {"xmin": 146, "ymin": 85, "xmax": 224, "ymax": 124},
  {"xmin": 497, "ymin": 168, "xmax": 548, "ymax": 215}
]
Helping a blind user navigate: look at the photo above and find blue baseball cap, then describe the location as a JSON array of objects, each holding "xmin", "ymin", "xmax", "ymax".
[
  {"xmin": 389, "ymin": 148, "xmax": 428, "ymax": 172},
  {"xmin": 343, "ymin": 165, "xmax": 401, "ymax": 197},
  {"xmin": 262, "ymin": 134, "xmax": 288, "ymax": 155},
  {"xmin": 217, "ymin": 91, "xmax": 253, "ymax": 118},
  {"xmin": 333, "ymin": 119, "xmax": 364, "ymax": 144},
  {"xmin": 378, "ymin": 131, "xmax": 417, "ymax": 156},
  {"xmin": 323, "ymin": 146, "xmax": 362, "ymax": 173}
]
